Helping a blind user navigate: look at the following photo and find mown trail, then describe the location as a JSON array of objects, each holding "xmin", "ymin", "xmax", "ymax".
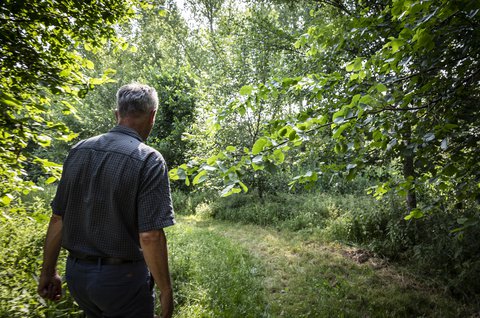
[{"xmin": 176, "ymin": 216, "xmax": 471, "ymax": 318}]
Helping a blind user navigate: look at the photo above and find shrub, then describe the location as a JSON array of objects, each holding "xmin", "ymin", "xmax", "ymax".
[
  {"xmin": 0, "ymin": 200, "xmax": 82, "ymax": 317},
  {"xmin": 172, "ymin": 190, "xmax": 215, "ymax": 215}
]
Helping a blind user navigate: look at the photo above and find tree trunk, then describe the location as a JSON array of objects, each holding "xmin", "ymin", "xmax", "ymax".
[
  {"xmin": 403, "ymin": 152, "xmax": 417, "ymax": 211},
  {"xmin": 403, "ymin": 123, "xmax": 417, "ymax": 212}
]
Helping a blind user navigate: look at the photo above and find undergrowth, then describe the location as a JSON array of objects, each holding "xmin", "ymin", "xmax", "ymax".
[
  {"xmin": 175, "ymin": 190, "xmax": 480, "ymax": 302},
  {"xmin": 1, "ymin": 188, "xmax": 267, "ymax": 317}
]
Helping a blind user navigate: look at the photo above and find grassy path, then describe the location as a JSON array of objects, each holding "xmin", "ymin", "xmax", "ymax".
[{"xmin": 173, "ymin": 216, "xmax": 472, "ymax": 318}]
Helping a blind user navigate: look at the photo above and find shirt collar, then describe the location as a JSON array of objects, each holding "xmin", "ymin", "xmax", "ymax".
[{"xmin": 109, "ymin": 125, "xmax": 143, "ymax": 142}]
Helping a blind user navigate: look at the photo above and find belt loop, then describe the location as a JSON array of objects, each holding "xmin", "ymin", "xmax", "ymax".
[{"xmin": 97, "ymin": 257, "xmax": 102, "ymax": 269}]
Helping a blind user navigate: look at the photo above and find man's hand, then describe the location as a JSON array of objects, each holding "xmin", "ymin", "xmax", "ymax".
[
  {"xmin": 38, "ymin": 272, "xmax": 62, "ymax": 301},
  {"xmin": 140, "ymin": 229, "xmax": 174, "ymax": 318}
]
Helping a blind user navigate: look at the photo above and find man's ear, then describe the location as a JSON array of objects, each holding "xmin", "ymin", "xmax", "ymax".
[
  {"xmin": 115, "ymin": 110, "xmax": 119, "ymax": 122},
  {"xmin": 149, "ymin": 109, "xmax": 157, "ymax": 124}
]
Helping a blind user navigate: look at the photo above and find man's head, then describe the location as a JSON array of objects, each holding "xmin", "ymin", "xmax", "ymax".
[{"xmin": 115, "ymin": 83, "xmax": 158, "ymax": 140}]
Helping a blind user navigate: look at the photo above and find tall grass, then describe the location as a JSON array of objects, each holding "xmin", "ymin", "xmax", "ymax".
[
  {"xmin": 166, "ymin": 219, "xmax": 267, "ymax": 317},
  {"xmin": 1, "ymin": 188, "xmax": 267, "ymax": 317},
  {"xmin": 0, "ymin": 187, "xmax": 83, "ymax": 318}
]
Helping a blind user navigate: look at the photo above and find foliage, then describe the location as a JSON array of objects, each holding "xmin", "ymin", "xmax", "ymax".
[
  {"xmin": 0, "ymin": 0, "xmax": 141, "ymax": 204},
  {"xmin": 170, "ymin": 0, "xmax": 480, "ymax": 221},
  {"xmin": 171, "ymin": 189, "xmax": 216, "ymax": 216},
  {"xmin": 168, "ymin": 0, "xmax": 317, "ymax": 196},
  {"xmin": 0, "ymin": 190, "xmax": 82, "ymax": 317},
  {"xmin": 149, "ymin": 71, "xmax": 197, "ymax": 167},
  {"xmin": 58, "ymin": 4, "xmax": 198, "ymax": 171}
]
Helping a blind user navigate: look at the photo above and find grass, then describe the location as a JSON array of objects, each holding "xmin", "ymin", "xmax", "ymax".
[
  {"xmin": 164, "ymin": 217, "xmax": 267, "ymax": 317},
  {"xmin": 183, "ymin": 215, "xmax": 476, "ymax": 317},
  {"xmin": 2, "ymin": 188, "xmax": 478, "ymax": 317}
]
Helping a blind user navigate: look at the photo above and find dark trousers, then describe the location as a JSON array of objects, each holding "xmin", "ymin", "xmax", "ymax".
[{"xmin": 65, "ymin": 256, "xmax": 154, "ymax": 318}]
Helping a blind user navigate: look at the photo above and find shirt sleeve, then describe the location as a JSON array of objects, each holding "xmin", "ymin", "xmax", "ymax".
[
  {"xmin": 50, "ymin": 152, "xmax": 74, "ymax": 216},
  {"xmin": 137, "ymin": 154, "xmax": 176, "ymax": 232}
]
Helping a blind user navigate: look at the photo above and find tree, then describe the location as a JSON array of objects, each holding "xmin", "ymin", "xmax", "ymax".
[
  {"xmin": 0, "ymin": 0, "xmax": 138, "ymax": 204},
  {"xmin": 170, "ymin": 0, "xmax": 319, "ymax": 195},
  {"xmin": 286, "ymin": 0, "xmax": 480, "ymax": 217},
  {"xmin": 172, "ymin": 0, "xmax": 480, "ymax": 220}
]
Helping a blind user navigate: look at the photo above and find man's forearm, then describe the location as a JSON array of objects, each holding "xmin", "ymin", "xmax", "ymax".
[
  {"xmin": 41, "ymin": 214, "xmax": 63, "ymax": 275},
  {"xmin": 140, "ymin": 229, "xmax": 173, "ymax": 318},
  {"xmin": 38, "ymin": 214, "xmax": 63, "ymax": 301}
]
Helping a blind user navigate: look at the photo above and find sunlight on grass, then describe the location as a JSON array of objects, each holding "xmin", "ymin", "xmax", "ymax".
[
  {"xmin": 165, "ymin": 216, "xmax": 267, "ymax": 317},
  {"xmin": 185, "ymin": 216, "xmax": 473, "ymax": 318}
]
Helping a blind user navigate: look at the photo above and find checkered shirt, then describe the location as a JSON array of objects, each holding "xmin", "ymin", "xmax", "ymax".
[{"xmin": 51, "ymin": 125, "xmax": 175, "ymax": 260}]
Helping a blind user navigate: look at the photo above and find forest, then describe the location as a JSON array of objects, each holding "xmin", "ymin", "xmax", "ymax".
[{"xmin": 1, "ymin": 0, "xmax": 479, "ymax": 316}]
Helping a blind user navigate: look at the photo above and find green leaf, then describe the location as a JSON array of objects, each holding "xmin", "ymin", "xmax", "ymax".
[
  {"xmin": 239, "ymin": 85, "xmax": 253, "ymax": 96},
  {"xmin": 207, "ymin": 156, "xmax": 217, "ymax": 166},
  {"xmin": 239, "ymin": 181, "xmax": 248, "ymax": 193},
  {"xmin": 252, "ymin": 155, "xmax": 263, "ymax": 165},
  {"xmin": 423, "ymin": 133, "xmax": 435, "ymax": 142},
  {"xmin": 288, "ymin": 130, "xmax": 297, "ymax": 141},
  {"xmin": 279, "ymin": 127, "xmax": 288, "ymax": 137},
  {"xmin": 37, "ymin": 135, "xmax": 52, "ymax": 147},
  {"xmin": 85, "ymin": 59, "xmax": 95, "ymax": 70},
  {"xmin": 345, "ymin": 62, "xmax": 354, "ymax": 72},
  {"xmin": 386, "ymin": 38, "xmax": 404, "ymax": 53},
  {"xmin": 333, "ymin": 124, "xmax": 349, "ymax": 139},
  {"xmin": 158, "ymin": 9, "xmax": 168, "ymax": 17},
  {"xmin": 203, "ymin": 165, "xmax": 217, "ymax": 171},
  {"xmin": 45, "ymin": 177, "xmax": 57, "ymax": 185},
  {"xmin": 353, "ymin": 57, "xmax": 363, "ymax": 71},
  {"xmin": 220, "ymin": 184, "xmax": 241, "ymax": 197},
  {"xmin": 193, "ymin": 170, "xmax": 207, "ymax": 185},
  {"xmin": 237, "ymin": 106, "xmax": 246, "ymax": 115},
  {"xmin": 59, "ymin": 68, "xmax": 72, "ymax": 77},
  {"xmin": 376, "ymin": 83, "xmax": 387, "ymax": 93},
  {"xmin": 333, "ymin": 116, "xmax": 345, "ymax": 124},
  {"xmin": 1, "ymin": 194, "xmax": 14, "ymax": 206},
  {"xmin": 90, "ymin": 77, "xmax": 106, "ymax": 85},
  {"xmin": 441, "ymin": 138, "xmax": 448, "ymax": 150},
  {"xmin": 168, "ymin": 168, "xmax": 180, "ymax": 181},
  {"xmin": 273, "ymin": 149, "xmax": 285, "ymax": 164},
  {"xmin": 252, "ymin": 138, "xmax": 268, "ymax": 155},
  {"xmin": 177, "ymin": 168, "xmax": 187, "ymax": 180},
  {"xmin": 404, "ymin": 208, "xmax": 424, "ymax": 220},
  {"xmin": 252, "ymin": 163, "xmax": 264, "ymax": 171},
  {"xmin": 443, "ymin": 164, "xmax": 457, "ymax": 177}
]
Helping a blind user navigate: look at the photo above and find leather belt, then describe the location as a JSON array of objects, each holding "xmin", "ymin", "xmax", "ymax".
[{"xmin": 68, "ymin": 252, "xmax": 139, "ymax": 265}]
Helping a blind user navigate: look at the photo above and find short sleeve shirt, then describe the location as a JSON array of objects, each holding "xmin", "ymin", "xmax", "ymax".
[{"xmin": 51, "ymin": 125, "xmax": 175, "ymax": 260}]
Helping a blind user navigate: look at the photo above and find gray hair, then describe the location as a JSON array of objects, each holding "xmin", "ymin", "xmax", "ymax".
[{"xmin": 116, "ymin": 83, "xmax": 158, "ymax": 117}]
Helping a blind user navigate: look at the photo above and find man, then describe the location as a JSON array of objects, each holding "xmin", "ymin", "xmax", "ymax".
[{"xmin": 37, "ymin": 83, "xmax": 175, "ymax": 318}]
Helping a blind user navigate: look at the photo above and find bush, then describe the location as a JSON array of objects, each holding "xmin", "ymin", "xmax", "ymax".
[
  {"xmin": 0, "ymin": 189, "xmax": 82, "ymax": 317},
  {"xmin": 172, "ymin": 190, "xmax": 216, "ymax": 216}
]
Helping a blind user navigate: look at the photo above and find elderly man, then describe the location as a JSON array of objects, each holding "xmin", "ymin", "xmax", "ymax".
[{"xmin": 38, "ymin": 83, "xmax": 175, "ymax": 318}]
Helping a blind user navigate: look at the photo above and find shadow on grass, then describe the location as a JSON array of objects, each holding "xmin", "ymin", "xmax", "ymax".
[{"xmin": 180, "ymin": 216, "xmax": 476, "ymax": 318}]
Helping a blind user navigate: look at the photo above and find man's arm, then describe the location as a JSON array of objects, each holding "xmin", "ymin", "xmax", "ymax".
[
  {"xmin": 140, "ymin": 229, "xmax": 173, "ymax": 318},
  {"xmin": 38, "ymin": 214, "xmax": 63, "ymax": 301}
]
